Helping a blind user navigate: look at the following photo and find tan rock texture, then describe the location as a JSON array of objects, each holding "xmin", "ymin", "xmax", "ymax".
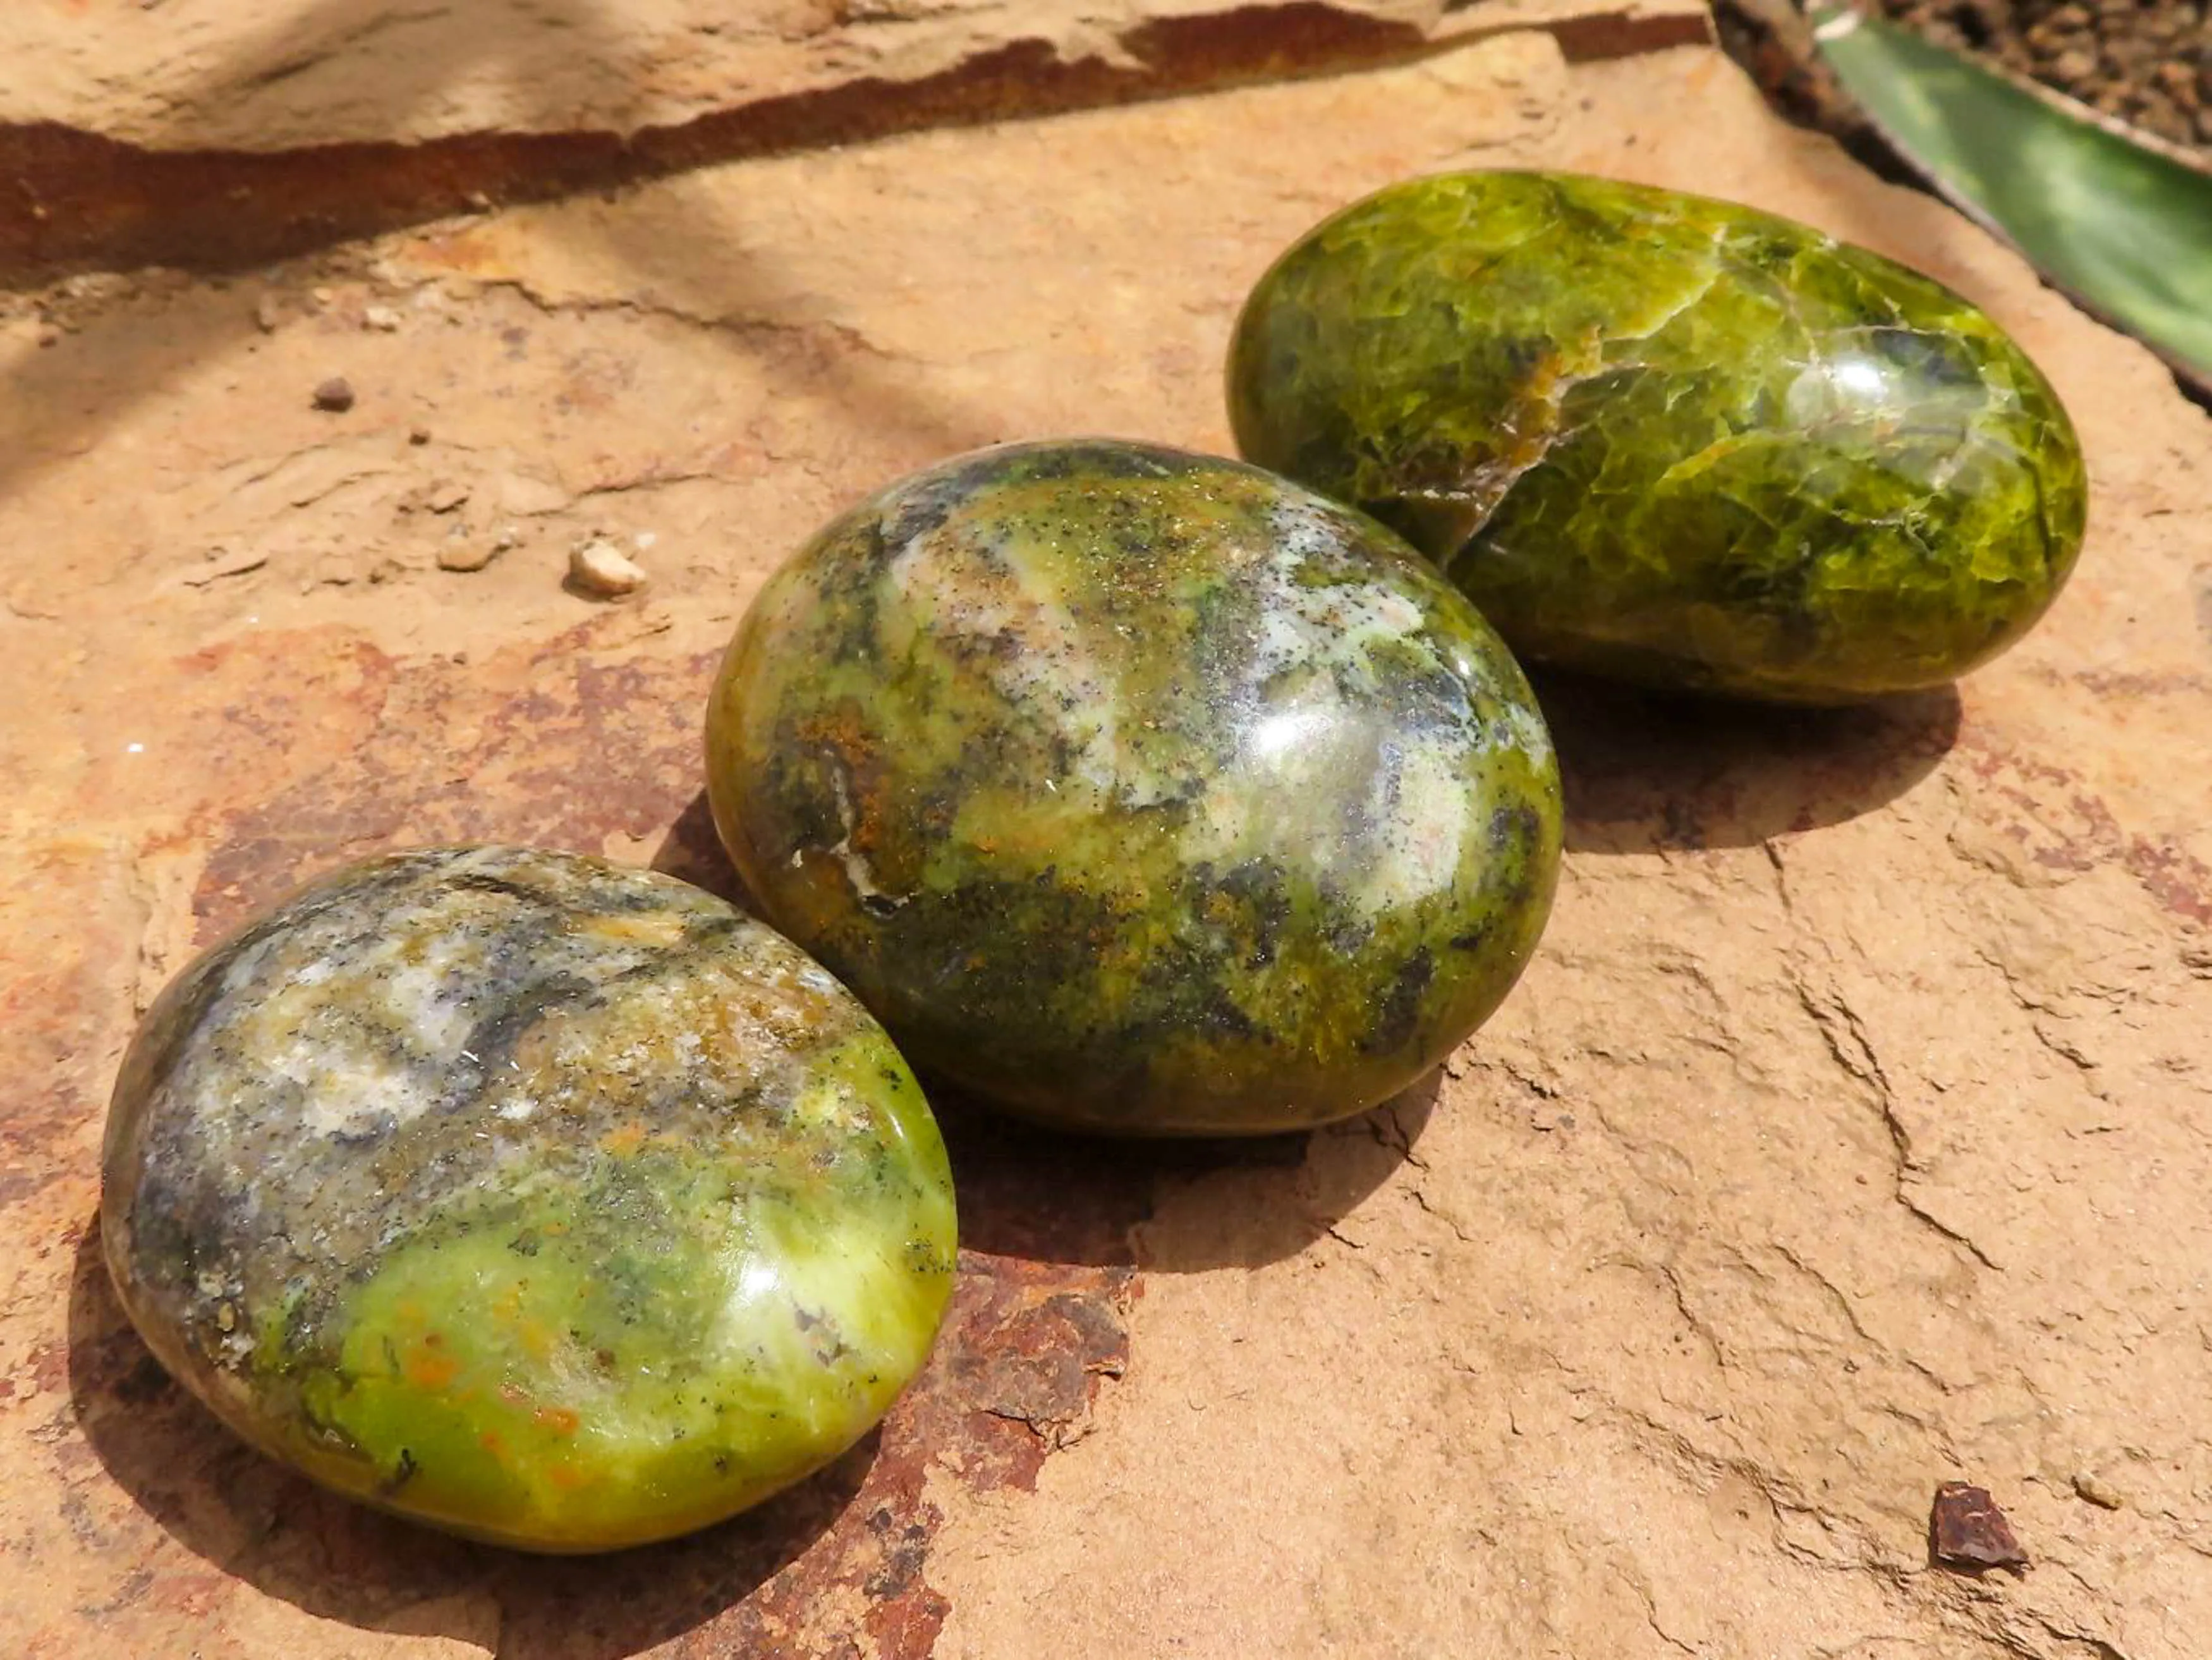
[
  {"xmin": 3, "ymin": 0, "xmax": 1705, "ymax": 149},
  {"xmin": 2, "ymin": 18, "xmax": 2208, "ymax": 1660},
  {"xmin": 0, "ymin": 0, "xmax": 1706, "ymax": 279}
]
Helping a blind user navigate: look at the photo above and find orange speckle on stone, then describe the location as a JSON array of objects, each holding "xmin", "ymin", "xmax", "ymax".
[
  {"xmin": 545, "ymin": 1462, "xmax": 590, "ymax": 1491},
  {"xmin": 480, "ymin": 1430, "xmax": 509, "ymax": 1462},
  {"xmin": 601, "ymin": 1122, "xmax": 647, "ymax": 1156},
  {"xmin": 406, "ymin": 1349, "xmax": 461, "ymax": 1390},
  {"xmin": 535, "ymin": 1404, "xmax": 581, "ymax": 1436},
  {"xmin": 413, "ymin": 228, "xmax": 501, "ymax": 275},
  {"xmin": 793, "ymin": 700, "xmax": 901, "ymax": 867}
]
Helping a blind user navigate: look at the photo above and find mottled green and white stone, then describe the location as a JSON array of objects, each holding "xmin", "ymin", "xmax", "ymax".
[
  {"xmin": 706, "ymin": 439, "xmax": 1562, "ymax": 1136},
  {"xmin": 100, "ymin": 847, "xmax": 957, "ymax": 1553},
  {"xmin": 1227, "ymin": 170, "xmax": 2089, "ymax": 703}
]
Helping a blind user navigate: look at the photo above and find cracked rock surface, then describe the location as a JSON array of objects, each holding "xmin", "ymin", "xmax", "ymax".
[
  {"xmin": 0, "ymin": 0, "xmax": 1708, "ymax": 151},
  {"xmin": 0, "ymin": 16, "xmax": 2208, "ymax": 1660},
  {"xmin": 0, "ymin": 0, "xmax": 1708, "ymax": 276}
]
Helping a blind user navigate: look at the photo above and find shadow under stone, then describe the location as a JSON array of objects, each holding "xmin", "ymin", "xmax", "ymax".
[{"xmin": 1536, "ymin": 669, "xmax": 1964, "ymax": 855}]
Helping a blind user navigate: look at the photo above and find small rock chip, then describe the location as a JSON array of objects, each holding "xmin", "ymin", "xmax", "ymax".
[
  {"xmin": 1930, "ymin": 1482, "xmax": 2029, "ymax": 1573},
  {"xmin": 424, "ymin": 480, "xmax": 471, "ymax": 514},
  {"xmin": 253, "ymin": 296, "xmax": 282, "ymax": 333},
  {"xmin": 494, "ymin": 470, "xmax": 572, "ymax": 516},
  {"xmin": 312, "ymin": 377, "xmax": 356, "ymax": 413},
  {"xmin": 2072, "ymin": 1472, "xmax": 2125, "ymax": 1511},
  {"xmin": 408, "ymin": 425, "xmax": 432, "ymax": 446},
  {"xmin": 362, "ymin": 305, "xmax": 402, "ymax": 332},
  {"xmin": 569, "ymin": 539, "xmax": 647, "ymax": 599},
  {"xmin": 437, "ymin": 541, "xmax": 496, "ymax": 574},
  {"xmin": 181, "ymin": 548, "xmax": 270, "ymax": 588}
]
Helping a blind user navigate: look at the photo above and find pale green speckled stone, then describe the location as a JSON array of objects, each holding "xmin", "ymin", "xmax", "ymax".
[
  {"xmin": 101, "ymin": 846, "xmax": 957, "ymax": 1552},
  {"xmin": 707, "ymin": 439, "xmax": 1563, "ymax": 1136}
]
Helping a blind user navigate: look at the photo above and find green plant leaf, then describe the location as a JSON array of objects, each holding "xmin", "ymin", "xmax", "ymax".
[{"xmin": 1810, "ymin": 4, "xmax": 2212, "ymax": 395}]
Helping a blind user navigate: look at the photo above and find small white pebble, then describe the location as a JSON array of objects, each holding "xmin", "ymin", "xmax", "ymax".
[
  {"xmin": 569, "ymin": 538, "xmax": 647, "ymax": 598},
  {"xmin": 362, "ymin": 304, "xmax": 402, "ymax": 332}
]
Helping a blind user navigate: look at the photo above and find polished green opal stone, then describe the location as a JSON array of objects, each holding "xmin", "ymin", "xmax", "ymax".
[
  {"xmin": 101, "ymin": 848, "xmax": 957, "ymax": 1552},
  {"xmin": 706, "ymin": 439, "xmax": 1562, "ymax": 1136},
  {"xmin": 1227, "ymin": 170, "xmax": 2089, "ymax": 702}
]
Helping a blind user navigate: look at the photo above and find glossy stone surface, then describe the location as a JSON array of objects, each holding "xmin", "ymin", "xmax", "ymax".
[
  {"xmin": 706, "ymin": 439, "xmax": 1562, "ymax": 1136},
  {"xmin": 100, "ymin": 848, "xmax": 957, "ymax": 1553},
  {"xmin": 1227, "ymin": 170, "xmax": 2089, "ymax": 703}
]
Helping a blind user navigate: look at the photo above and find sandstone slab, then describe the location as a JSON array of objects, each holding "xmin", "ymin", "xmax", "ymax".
[{"xmin": 0, "ymin": 22, "xmax": 2206, "ymax": 1660}]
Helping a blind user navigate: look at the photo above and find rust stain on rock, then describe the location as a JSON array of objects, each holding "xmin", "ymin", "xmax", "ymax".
[
  {"xmin": 0, "ymin": 841, "xmax": 157, "ymax": 1216},
  {"xmin": 189, "ymin": 623, "xmax": 708, "ymax": 934},
  {"xmin": 1957, "ymin": 732, "xmax": 2212, "ymax": 924}
]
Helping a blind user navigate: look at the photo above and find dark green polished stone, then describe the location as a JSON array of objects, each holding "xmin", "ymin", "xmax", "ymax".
[
  {"xmin": 1227, "ymin": 170, "xmax": 2089, "ymax": 703},
  {"xmin": 706, "ymin": 439, "xmax": 1562, "ymax": 1136},
  {"xmin": 101, "ymin": 848, "xmax": 957, "ymax": 1552}
]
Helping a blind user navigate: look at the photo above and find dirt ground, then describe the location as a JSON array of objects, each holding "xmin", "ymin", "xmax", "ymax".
[
  {"xmin": 1873, "ymin": 0, "xmax": 2211, "ymax": 150},
  {"xmin": 3, "ymin": 6, "xmax": 2211, "ymax": 1659}
]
